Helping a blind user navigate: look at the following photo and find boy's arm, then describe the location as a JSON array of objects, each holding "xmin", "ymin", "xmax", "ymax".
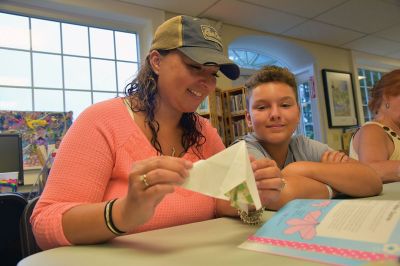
[
  {"xmin": 265, "ymin": 175, "xmax": 332, "ymax": 211},
  {"xmin": 281, "ymin": 161, "xmax": 382, "ymax": 197}
]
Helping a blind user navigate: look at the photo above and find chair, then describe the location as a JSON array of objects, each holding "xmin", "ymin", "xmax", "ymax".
[
  {"xmin": 19, "ymin": 196, "xmax": 42, "ymax": 259},
  {"xmin": 0, "ymin": 192, "xmax": 27, "ymax": 266}
]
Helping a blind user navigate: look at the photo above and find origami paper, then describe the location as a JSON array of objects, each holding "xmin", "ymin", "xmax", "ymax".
[{"xmin": 181, "ymin": 141, "xmax": 261, "ymax": 211}]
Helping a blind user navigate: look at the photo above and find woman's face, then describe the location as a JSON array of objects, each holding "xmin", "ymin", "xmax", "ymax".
[
  {"xmin": 246, "ymin": 81, "xmax": 300, "ymax": 145},
  {"xmin": 151, "ymin": 50, "xmax": 219, "ymax": 113}
]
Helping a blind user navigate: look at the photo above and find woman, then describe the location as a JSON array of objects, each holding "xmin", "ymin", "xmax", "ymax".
[
  {"xmin": 31, "ymin": 15, "xmax": 283, "ymax": 250},
  {"xmin": 240, "ymin": 66, "xmax": 382, "ymax": 210},
  {"xmin": 350, "ymin": 69, "xmax": 400, "ymax": 183}
]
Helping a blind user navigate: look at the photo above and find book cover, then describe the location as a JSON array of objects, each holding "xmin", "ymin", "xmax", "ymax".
[{"xmin": 239, "ymin": 199, "xmax": 400, "ymax": 266}]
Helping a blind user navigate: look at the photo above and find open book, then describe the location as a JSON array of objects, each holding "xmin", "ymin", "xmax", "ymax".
[{"xmin": 239, "ymin": 199, "xmax": 400, "ymax": 266}]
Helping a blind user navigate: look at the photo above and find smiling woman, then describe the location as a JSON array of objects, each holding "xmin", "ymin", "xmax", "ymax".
[
  {"xmin": 235, "ymin": 65, "xmax": 382, "ymax": 211},
  {"xmin": 30, "ymin": 15, "xmax": 250, "ymax": 250}
]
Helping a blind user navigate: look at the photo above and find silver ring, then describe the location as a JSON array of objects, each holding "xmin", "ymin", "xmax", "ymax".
[
  {"xmin": 279, "ymin": 178, "xmax": 287, "ymax": 191},
  {"xmin": 140, "ymin": 174, "xmax": 150, "ymax": 188}
]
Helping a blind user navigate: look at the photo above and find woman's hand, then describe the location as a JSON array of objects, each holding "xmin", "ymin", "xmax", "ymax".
[
  {"xmin": 251, "ymin": 157, "xmax": 285, "ymax": 208},
  {"xmin": 321, "ymin": 150, "xmax": 349, "ymax": 163},
  {"xmin": 115, "ymin": 156, "xmax": 193, "ymax": 231}
]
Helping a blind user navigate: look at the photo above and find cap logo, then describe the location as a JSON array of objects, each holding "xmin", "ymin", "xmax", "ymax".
[{"xmin": 200, "ymin": 25, "xmax": 222, "ymax": 48}]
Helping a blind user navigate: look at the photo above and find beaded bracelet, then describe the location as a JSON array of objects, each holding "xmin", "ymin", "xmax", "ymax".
[
  {"xmin": 104, "ymin": 199, "xmax": 126, "ymax": 235},
  {"xmin": 237, "ymin": 208, "xmax": 264, "ymax": 225}
]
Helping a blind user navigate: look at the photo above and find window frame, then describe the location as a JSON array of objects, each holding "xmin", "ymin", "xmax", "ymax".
[{"xmin": 0, "ymin": 10, "xmax": 140, "ymax": 118}]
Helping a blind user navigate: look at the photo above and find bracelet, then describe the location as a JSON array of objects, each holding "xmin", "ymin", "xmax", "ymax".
[
  {"xmin": 237, "ymin": 208, "xmax": 263, "ymax": 225},
  {"xmin": 104, "ymin": 199, "xmax": 126, "ymax": 235},
  {"xmin": 325, "ymin": 184, "xmax": 334, "ymax": 199}
]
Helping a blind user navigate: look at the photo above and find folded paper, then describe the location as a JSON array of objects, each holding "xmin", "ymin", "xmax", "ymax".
[{"xmin": 181, "ymin": 140, "xmax": 261, "ymax": 211}]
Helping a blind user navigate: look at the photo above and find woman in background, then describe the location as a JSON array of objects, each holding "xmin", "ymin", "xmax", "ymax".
[
  {"xmin": 240, "ymin": 66, "xmax": 382, "ymax": 210},
  {"xmin": 350, "ymin": 69, "xmax": 400, "ymax": 183}
]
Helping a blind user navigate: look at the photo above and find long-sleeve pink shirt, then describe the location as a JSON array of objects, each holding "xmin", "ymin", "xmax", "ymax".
[{"xmin": 31, "ymin": 98, "xmax": 225, "ymax": 250}]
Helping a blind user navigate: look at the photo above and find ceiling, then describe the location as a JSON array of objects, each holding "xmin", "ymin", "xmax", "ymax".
[{"xmin": 117, "ymin": 0, "xmax": 400, "ymax": 60}]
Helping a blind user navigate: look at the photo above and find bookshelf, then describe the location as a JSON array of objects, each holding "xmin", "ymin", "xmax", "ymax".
[
  {"xmin": 197, "ymin": 88, "xmax": 226, "ymax": 144},
  {"xmin": 223, "ymin": 86, "xmax": 250, "ymax": 145}
]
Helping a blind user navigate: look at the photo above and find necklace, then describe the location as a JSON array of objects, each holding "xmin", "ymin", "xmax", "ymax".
[{"xmin": 171, "ymin": 147, "xmax": 176, "ymax": 157}]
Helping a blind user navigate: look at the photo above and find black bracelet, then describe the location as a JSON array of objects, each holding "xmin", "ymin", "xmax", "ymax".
[{"xmin": 104, "ymin": 199, "xmax": 126, "ymax": 235}]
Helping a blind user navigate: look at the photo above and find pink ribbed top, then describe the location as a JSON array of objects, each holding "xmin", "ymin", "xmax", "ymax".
[{"xmin": 31, "ymin": 98, "xmax": 225, "ymax": 250}]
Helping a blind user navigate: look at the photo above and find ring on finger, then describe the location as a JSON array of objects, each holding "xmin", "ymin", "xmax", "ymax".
[
  {"xmin": 279, "ymin": 178, "xmax": 287, "ymax": 191},
  {"xmin": 140, "ymin": 174, "xmax": 150, "ymax": 188}
]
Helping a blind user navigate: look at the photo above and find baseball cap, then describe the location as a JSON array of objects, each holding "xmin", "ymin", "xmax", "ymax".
[{"xmin": 150, "ymin": 15, "xmax": 240, "ymax": 80}]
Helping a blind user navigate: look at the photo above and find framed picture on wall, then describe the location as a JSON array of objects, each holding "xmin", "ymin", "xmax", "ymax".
[{"xmin": 322, "ymin": 69, "xmax": 358, "ymax": 128}]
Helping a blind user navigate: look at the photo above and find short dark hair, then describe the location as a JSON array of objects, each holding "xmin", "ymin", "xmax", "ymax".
[{"xmin": 244, "ymin": 65, "xmax": 298, "ymax": 109}]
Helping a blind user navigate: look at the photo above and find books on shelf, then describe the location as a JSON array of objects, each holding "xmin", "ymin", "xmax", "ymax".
[
  {"xmin": 216, "ymin": 95, "xmax": 223, "ymax": 116},
  {"xmin": 229, "ymin": 94, "xmax": 245, "ymax": 112},
  {"xmin": 239, "ymin": 199, "xmax": 400, "ymax": 266},
  {"xmin": 197, "ymin": 96, "xmax": 209, "ymax": 113},
  {"xmin": 232, "ymin": 119, "xmax": 247, "ymax": 139}
]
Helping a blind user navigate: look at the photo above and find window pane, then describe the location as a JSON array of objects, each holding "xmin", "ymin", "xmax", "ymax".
[
  {"xmin": 34, "ymin": 89, "xmax": 63, "ymax": 111},
  {"xmin": 90, "ymin": 28, "xmax": 114, "ymax": 59},
  {"xmin": 33, "ymin": 53, "xmax": 62, "ymax": 88},
  {"xmin": 64, "ymin": 56, "xmax": 91, "ymax": 90},
  {"xmin": 115, "ymin": 32, "xmax": 137, "ymax": 61},
  {"xmin": 359, "ymin": 76, "xmax": 366, "ymax": 87},
  {"xmin": 0, "ymin": 87, "xmax": 32, "ymax": 111},
  {"xmin": 92, "ymin": 59, "xmax": 116, "ymax": 91},
  {"xmin": 361, "ymin": 87, "xmax": 368, "ymax": 105},
  {"xmin": 117, "ymin": 62, "xmax": 137, "ymax": 92},
  {"xmin": 372, "ymin": 71, "xmax": 380, "ymax": 83},
  {"xmin": 366, "ymin": 71, "xmax": 373, "ymax": 87},
  {"xmin": 0, "ymin": 49, "xmax": 31, "ymax": 86},
  {"xmin": 0, "ymin": 13, "xmax": 30, "ymax": 50},
  {"xmin": 31, "ymin": 18, "xmax": 61, "ymax": 53},
  {"xmin": 65, "ymin": 90, "xmax": 91, "ymax": 119},
  {"xmin": 93, "ymin": 92, "xmax": 116, "ymax": 103},
  {"xmin": 62, "ymin": 23, "xmax": 89, "ymax": 56}
]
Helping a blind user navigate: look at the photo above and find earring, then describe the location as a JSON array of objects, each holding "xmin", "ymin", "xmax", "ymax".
[{"xmin": 385, "ymin": 103, "xmax": 390, "ymax": 109}]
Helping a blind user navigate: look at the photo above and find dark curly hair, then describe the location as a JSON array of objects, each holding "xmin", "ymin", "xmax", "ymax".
[
  {"xmin": 368, "ymin": 69, "xmax": 400, "ymax": 115},
  {"xmin": 125, "ymin": 50, "xmax": 206, "ymax": 158},
  {"xmin": 244, "ymin": 65, "xmax": 298, "ymax": 109}
]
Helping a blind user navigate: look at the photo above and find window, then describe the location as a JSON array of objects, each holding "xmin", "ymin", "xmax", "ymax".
[
  {"xmin": 357, "ymin": 68, "xmax": 386, "ymax": 122},
  {"xmin": 228, "ymin": 48, "xmax": 287, "ymax": 70},
  {"xmin": 298, "ymin": 79, "xmax": 315, "ymax": 139},
  {"xmin": 0, "ymin": 12, "xmax": 139, "ymax": 119}
]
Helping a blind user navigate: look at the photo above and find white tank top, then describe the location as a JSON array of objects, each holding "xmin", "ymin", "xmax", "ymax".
[{"xmin": 349, "ymin": 121, "xmax": 400, "ymax": 160}]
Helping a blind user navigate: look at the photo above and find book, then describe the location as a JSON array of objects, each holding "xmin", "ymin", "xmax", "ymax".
[{"xmin": 239, "ymin": 199, "xmax": 400, "ymax": 266}]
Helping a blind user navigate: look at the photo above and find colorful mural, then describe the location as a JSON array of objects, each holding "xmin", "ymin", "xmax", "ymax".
[{"xmin": 0, "ymin": 110, "xmax": 73, "ymax": 169}]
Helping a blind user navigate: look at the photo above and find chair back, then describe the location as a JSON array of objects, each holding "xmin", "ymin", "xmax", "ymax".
[
  {"xmin": 0, "ymin": 192, "xmax": 27, "ymax": 266},
  {"xmin": 19, "ymin": 196, "xmax": 42, "ymax": 259}
]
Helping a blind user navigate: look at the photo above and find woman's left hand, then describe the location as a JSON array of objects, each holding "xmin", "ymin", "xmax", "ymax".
[{"xmin": 251, "ymin": 157, "xmax": 285, "ymax": 207}]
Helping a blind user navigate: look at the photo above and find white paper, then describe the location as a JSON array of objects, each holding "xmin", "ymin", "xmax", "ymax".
[
  {"xmin": 316, "ymin": 200, "xmax": 400, "ymax": 243},
  {"xmin": 181, "ymin": 141, "xmax": 261, "ymax": 210}
]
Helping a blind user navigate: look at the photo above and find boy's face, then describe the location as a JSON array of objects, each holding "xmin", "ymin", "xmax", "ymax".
[{"xmin": 245, "ymin": 81, "xmax": 300, "ymax": 145}]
